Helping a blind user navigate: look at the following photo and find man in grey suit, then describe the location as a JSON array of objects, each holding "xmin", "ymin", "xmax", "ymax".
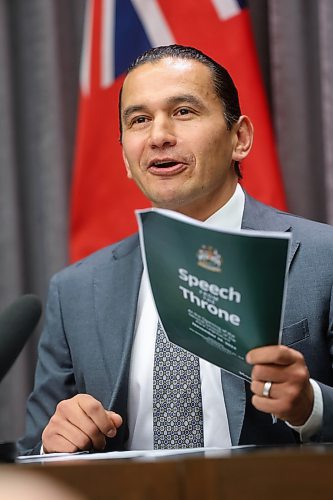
[{"xmin": 19, "ymin": 45, "xmax": 333, "ymax": 455}]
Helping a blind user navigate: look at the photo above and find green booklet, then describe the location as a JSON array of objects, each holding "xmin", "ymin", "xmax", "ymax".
[{"xmin": 136, "ymin": 209, "xmax": 291, "ymax": 381}]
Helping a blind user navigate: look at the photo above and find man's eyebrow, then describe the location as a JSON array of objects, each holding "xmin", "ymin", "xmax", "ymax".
[
  {"xmin": 165, "ymin": 94, "xmax": 205, "ymax": 108},
  {"xmin": 122, "ymin": 94, "xmax": 206, "ymax": 122}
]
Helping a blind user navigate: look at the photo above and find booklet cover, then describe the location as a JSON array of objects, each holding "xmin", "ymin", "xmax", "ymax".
[{"xmin": 136, "ymin": 209, "xmax": 291, "ymax": 381}]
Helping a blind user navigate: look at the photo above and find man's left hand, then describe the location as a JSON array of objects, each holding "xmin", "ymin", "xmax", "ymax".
[{"xmin": 246, "ymin": 345, "xmax": 314, "ymax": 426}]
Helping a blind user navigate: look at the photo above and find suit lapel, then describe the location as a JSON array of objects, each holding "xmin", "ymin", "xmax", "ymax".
[
  {"xmin": 222, "ymin": 192, "xmax": 300, "ymax": 444},
  {"xmin": 93, "ymin": 235, "xmax": 143, "ymax": 414},
  {"xmin": 242, "ymin": 194, "xmax": 300, "ymax": 272},
  {"xmin": 221, "ymin": 371, "xmax": 246, "ymax": 445}
]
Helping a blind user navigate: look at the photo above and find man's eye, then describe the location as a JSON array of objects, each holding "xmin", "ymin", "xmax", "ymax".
[
  {"xmin": 133, "ymin": 116, "xmax": 148, "ymax": 124},
  {"xmin": 177, "ymin": 108, "xmax": 191, "ymax": 116},
  {"xmin": 175, "ymin": 108, "xmax": 196, "ymax": 118}
]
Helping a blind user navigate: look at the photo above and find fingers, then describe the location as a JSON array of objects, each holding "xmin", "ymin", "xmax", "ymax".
[
  {"xmin": 246, "ymin": 345, "xmax": 314, "ymax": 426},
  {"xmin": 250, "ymin": 355, "xmax": 308, "ymax": 386},
  {"xmin": 246, "ymin": 344, "xmax": 299, "ymax": 366},
  {"xmin": 251, "ymin": 380, "xmax": 275, "ymax": 399},
  {"xmin": 249, "ymin": 379, "xmax": 314, "ymax": 425},
  {"xmin": 107, "ymin": 411, "xmax": 123, "ymax": 430},
  {"xmin": 247, "ymin": 346, "xmax": 309, "ymax": 392},
  {"xmin": 42, "ymin": 394, "xmax": 123, "ymax": 454},
  {"xmin": 77, "ymin": 396, "xmax": 121, "ymax": 438},
  {"xmin": 42, "ymin": 413, "xmax": 96, "ymax": 453}
]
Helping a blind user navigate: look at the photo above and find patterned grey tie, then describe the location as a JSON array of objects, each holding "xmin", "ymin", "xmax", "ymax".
[{"xmin": 153, "ymin": 322, "xmax": 204, "ymax": 449}]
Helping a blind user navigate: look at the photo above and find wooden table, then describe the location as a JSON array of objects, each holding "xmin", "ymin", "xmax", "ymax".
[{"xmin": 4, "ymin": 444, "xmax": 333, "ymax": 500}]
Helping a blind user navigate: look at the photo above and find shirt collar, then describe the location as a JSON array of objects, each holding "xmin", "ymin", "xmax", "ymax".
[{"xmin": 204, "ymin": 184, "xmax": 245, "ymax": 231}]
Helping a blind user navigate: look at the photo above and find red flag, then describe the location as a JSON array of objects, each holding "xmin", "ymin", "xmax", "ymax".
[{"xmin": 70, "ymin": 0, "xmax": 287, "ymax": 262}]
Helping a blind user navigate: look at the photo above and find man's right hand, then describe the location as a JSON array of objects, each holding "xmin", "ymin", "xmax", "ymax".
[{"xmin": 42, "ymin": 394, "xmax": 123, "ymax": 453}]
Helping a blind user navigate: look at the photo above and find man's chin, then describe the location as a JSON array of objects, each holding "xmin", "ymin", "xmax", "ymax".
[{"xmin": 151, "ymin": 197, "xmax": 185, "ymax": 211}]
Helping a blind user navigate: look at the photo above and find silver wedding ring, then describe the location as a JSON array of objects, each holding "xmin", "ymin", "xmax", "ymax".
[{"xmin": 262, "ymin": 381, "xmax": 272, "ymax": 398}]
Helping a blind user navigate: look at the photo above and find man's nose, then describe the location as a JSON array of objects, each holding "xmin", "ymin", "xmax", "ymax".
[{"xmin": 147, "ymin": 117, "xmax": 177, "ymax": 148}]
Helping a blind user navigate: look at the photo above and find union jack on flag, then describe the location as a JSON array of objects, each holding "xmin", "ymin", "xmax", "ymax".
[{"xmin": 70, "ymin": 0, "xmax": 286, "ymax": 262}]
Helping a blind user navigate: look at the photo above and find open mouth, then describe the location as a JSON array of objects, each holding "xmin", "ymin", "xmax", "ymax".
[
  {"xmin": 147, "ymin": 158, "xmax": 188, "ymax": 177},
  {"xmin": 148, "ymin": 160, "xmax": 186, "ymax": 176},
  {"xmin": 150, "ymin": 160, "xmax": 179, "ymax": 168}
]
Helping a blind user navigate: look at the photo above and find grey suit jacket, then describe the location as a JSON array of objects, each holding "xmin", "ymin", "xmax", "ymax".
[{"xmin": 18, "ymin": 195, "xmax": 333, "ymax": 455}]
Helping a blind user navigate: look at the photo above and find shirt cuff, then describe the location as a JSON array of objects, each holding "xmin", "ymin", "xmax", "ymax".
[{"xmin": 286, "ymin": 379, "xmax": 323, "ymax": 441}]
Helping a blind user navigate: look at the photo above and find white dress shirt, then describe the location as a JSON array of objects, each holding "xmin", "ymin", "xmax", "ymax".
[{"xmin": 126, "ymin": 184, "xmax": 322, "ymax": 449}]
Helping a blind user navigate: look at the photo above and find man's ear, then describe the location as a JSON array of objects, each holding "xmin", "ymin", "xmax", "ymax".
[
  {"xmin": 232, "ymin": 115, "xmax": 254, "ymax": 162},
  {"xmin": 122, "ymin": 149, "xmax": 133, "ymax": 179}
]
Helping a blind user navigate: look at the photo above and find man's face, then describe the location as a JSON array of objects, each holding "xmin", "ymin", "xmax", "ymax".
[{"xmin": 121, "ymin": 58, "xmax": 243, "ymax": 220}]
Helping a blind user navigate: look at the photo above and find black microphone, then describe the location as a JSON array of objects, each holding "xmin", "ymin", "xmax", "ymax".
[{"xmin": 0, "ymin": 294, "xmax": 42, "ymax": 382}]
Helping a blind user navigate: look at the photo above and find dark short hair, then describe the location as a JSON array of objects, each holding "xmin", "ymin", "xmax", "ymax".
[{"xmin": 119, "ymin": 44, "xmax": 242, "ymax": 177}]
